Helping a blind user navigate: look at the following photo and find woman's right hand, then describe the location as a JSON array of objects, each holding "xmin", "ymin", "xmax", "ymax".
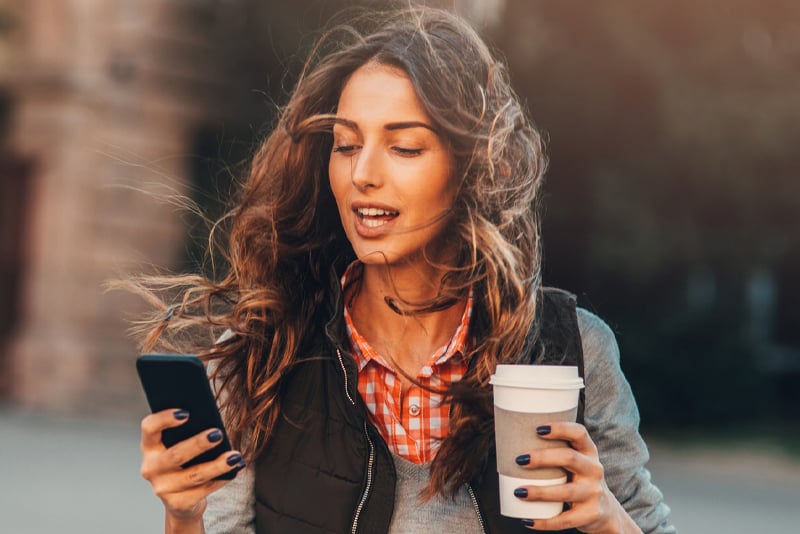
[{"xmin": 140, "ymin": 409, "xmax": 245, "ymax": 529}]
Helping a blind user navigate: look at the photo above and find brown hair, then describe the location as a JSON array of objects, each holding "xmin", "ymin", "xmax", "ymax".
[{"xmin": 129, "ymin": 6, "xmax": 546, "ymax": 497}]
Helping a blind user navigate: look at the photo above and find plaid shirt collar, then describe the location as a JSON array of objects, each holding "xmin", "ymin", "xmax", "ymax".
[{"xmin": 341, "ymin": 262, "xmax": 473, "ymax": 372}]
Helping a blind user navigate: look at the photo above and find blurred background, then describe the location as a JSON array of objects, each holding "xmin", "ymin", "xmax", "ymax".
[{"xmin": 1, "ymin": 0, "xmax": 798, "ymax": 532}]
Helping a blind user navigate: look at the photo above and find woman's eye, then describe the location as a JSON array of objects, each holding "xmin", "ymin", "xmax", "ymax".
[
  {"xmin": 333, "ymin": 145, "xmax": 358, "ymax": 154},
  {"xmin": 393, "ymin": 147, "xmax": 423, "ymax": 156}
]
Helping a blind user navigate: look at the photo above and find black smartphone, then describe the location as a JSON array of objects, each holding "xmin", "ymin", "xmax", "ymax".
[{"xmin": 136, "ymin": 353, "xmax": 237, "ymax": 480}]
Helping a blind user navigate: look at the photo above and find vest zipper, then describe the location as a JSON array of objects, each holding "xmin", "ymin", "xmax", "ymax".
[
  {"xmin": 351, "ymin": 420, "xmax": 375, "ymax": 534},
  {"xmin": 467, "ymin": 484, "xmax": 488, "ymax": 534},
  {"xmin": 336, "ymin": 348, "xmax": 375, "ymax": 534},
  {"xmin": 336, "ymin": 347, "xmax": 357, "ymax": 405}
]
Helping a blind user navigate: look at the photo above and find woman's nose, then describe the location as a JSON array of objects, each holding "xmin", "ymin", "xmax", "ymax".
[{"xmin": 350, "ymin": 145, "xmax": 383, "ymax": 190}]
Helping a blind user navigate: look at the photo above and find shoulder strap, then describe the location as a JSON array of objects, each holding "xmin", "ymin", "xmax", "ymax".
[{"xmin": 529, "ymin": 287, "xmax": 586, "ymax": 424}]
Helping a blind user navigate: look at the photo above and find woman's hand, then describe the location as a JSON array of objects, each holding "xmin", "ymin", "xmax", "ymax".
[
  {"xmin": 513, "ymin": 422, "xmax": 642, "ymax": 533},
  {"xmin": 140, "ymin": 409, "xmax": 245, "ymax": 532}
]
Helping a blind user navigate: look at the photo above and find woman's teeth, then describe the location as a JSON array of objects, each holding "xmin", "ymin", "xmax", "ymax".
[
  {"xmin": 356, "ymin": 207, "xmax": 398, "ymax": 228},
  {"xmin": 362, "ymin": 218, "xmax": 386, "ymax": 228},
  {"xmin": 357, "ymin": 207, "xmax": 398, "ymax": 217}
]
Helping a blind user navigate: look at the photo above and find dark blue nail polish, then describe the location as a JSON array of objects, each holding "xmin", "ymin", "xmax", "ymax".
[
  {"xmin": 207, "ymin": 430, "xmax": 223, "ymax": 443},
  {"xmin": 521, "ymin": 518, "xmax": 535, "ymax": 527},
  {"xmin": 515, "ymin": 454, "xmax": 530, "ymax": 465},
  {"xmin": 514, "ymin": 487, "xmax": 528, "ymax": 498},
  {"xmin": 226, "ymin": 453, "xmax": 243, "ymax": 466},
  {"xmin": 536, "ymin": 425, "xmax": 551, "ymax": 436},
  {"xmin": 173, "ymin": 410, "xmax": 189, "ymax": 420}
]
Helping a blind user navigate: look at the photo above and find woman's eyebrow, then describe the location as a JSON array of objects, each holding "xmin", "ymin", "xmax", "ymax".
[
  {"xmin": 331, "ymin": 118, "xmax": 436, "ymax": 134},
  {"xmin": 385, "ymin": 121, "xmax": 436, "ymax": 133},
  {"xmin": 332, "ymin": 117, "xmax": 359, "ymax": 131}
]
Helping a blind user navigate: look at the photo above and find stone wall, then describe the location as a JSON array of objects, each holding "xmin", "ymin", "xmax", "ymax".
[{"xmin": 2, "ymin": 0, "xmax": 234, "ymax": 415}]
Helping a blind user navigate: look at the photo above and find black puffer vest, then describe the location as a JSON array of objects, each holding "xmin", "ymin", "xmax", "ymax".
[{"xmin": 254, "ymin": 287, "xmax": 585, "ymax": 534}]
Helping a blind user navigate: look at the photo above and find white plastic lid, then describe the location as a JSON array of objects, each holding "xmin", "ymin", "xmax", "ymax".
[{"xmin": 490, "ymin": 364, "xmax": 584, "ymax": 390}]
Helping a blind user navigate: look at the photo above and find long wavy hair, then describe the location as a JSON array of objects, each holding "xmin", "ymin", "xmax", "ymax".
[{"xmin": 129, "ymin": 6, "xmax": 547, "ymax": 497}]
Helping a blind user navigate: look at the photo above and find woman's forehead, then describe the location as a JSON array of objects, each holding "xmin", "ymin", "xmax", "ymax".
[{"xmin": 335, "ymin": 63, "xmax": 429, "ymax": 123}]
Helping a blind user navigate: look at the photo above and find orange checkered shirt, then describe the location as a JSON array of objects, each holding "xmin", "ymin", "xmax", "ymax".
[{"xmin": 342, "ymin": 264, "xmax": 473, "ymax": 464}]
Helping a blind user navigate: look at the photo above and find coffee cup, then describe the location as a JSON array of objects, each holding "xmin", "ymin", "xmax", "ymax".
[{"xmin": 490, "ymin": 364, "xmax": 584, "ymax": 519}]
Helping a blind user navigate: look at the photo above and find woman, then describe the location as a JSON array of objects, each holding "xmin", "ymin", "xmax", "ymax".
[{"xmin": 136, "ymin": 7, "xmax": 674, "ymax": 534}]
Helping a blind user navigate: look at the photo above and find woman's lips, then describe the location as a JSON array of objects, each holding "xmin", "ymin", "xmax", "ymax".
[{"xmin": 352, "ymin": 206, "xmax": 399, "ymax": 236}]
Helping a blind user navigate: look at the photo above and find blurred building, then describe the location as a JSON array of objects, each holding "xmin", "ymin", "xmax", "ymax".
[
  {"xmin": 2, "ymin": 0, "xmax": 797, "ymax": 425},
  {"xmin": 0, "ymin": 0, "xmax": 249, "ymax": 414}
]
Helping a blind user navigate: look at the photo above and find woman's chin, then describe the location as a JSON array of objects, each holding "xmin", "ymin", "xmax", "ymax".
[{"xmin": 354, "ymin": 248, "xmax": 400, "ymax": 266}]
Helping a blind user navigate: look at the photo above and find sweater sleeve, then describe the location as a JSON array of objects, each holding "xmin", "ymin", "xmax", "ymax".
[
  {"xmin": 577, "ymin": 308, "xmax": 676, "ymax": 534},
  {"xmin": 204, "ymin": 346, "xmax": 256, "ymax": 534},
  {"xmin": 204, "ymin": 465, "xmax": 256, "ymax": 534}
]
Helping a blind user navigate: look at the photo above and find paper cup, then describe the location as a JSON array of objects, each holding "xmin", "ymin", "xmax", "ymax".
[{"xmin": 490, "ymin": 365, "xmax": 584, "ymax": 519}]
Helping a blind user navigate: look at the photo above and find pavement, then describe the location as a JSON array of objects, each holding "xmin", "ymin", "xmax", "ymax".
[
  {"xmin": 645, "ymin": 440, "xmax": 800, "ymax": 533},
  {"xmin": 0, "ymin": 408, "xmax": 163, "ymax": 534},
  {"xmin": 1, "ymin": 407, "xmax": 799, "ymax": 533}
]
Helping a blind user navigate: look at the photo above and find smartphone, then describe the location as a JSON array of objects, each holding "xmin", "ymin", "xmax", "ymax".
[{"xmin": 136, "ymin": 353, "xmax": 237, "ymax": 480}]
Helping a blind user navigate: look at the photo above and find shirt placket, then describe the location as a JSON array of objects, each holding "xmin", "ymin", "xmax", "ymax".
[{"xmin": 401, "ymin": 381, "xmax": 425, "ymax": 463}]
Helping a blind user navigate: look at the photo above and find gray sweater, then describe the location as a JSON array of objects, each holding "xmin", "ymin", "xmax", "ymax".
[{"xmin": 204, "ymin": 308, "xmax": 676, "ymax": 533}]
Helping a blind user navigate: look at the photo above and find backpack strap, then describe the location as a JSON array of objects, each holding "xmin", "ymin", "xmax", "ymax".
[{"xmin": 530, "ymin": 287, "xmax": 586, "ymax": 424}]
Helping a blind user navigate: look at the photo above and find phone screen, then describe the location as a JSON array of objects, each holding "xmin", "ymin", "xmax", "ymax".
[{"xmin": 136, "ymin": 354, "xmax": 236, "ymax": 479}]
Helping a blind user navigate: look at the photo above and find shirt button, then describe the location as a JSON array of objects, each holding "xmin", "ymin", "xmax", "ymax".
[{"xmin": 409, "ymin": 404, "xmax": 421, "ymax": 416}]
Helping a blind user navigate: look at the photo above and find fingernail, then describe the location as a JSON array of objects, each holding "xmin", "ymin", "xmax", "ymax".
[
  {"xmin": 521, "ymin": 518, "xmax": 535, "ymax": 527},
  {"xmin": 226, "ymin": 453, "xmax": 243, "ymax": 466},
  {"xmin": 207, "ymin": 429, "xmax": 223, "ymax": 443},
  {"xmin": 515, "ymin": 454, "xmax": 531, "ymax": 466},
  {"xmin": 173, "ymin": 410, "xmax": 189, "ymax": 420},
  {"xmin": 536, "ymin": 425, "xmax": 551, "ymax": 436},
  {"xmin": 514, "ymin": 487, "xmax": 528, "ymax": 498}
]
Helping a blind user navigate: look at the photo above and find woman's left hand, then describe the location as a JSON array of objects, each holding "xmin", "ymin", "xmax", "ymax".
[{"xmin": 514, "ymin": 422, "xmax": 642, "ymax": 533}]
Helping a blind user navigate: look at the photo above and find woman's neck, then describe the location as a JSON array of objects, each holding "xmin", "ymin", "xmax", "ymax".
[{"xmin": 348, "ymin": 262, "xmax": 466, "ymax": 381}]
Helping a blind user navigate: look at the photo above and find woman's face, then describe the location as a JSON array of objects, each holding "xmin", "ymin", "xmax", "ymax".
[{"xmin": 329, "ymin": 63, "xmax": 456, "ymax": 268}]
